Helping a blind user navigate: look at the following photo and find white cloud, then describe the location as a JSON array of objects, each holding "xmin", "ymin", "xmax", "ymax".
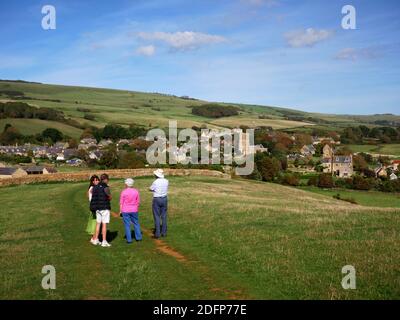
[
  {"xmin": 335, "ymin": 47, "xmax": 380, "ymax": 61},
  {"xmin": 135, "ymin": 45, "xmax": 156, "ymax": 56},
  {"xmin": 137, "ymin": 31, "xmax": 227, "ymax": 51},
  {"xmin": 284, "ymin": 28, "xmax": 334, "ymax": 48}
]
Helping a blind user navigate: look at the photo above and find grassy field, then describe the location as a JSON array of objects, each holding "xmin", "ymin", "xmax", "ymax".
[
  {"xmin": 298, "ymin": 186, "xmax": 400, "ymax": 208},
  {"xmin": 346, "ymin": 144, "xmax": 400, "ymax": 157},
  {"xmin": 0, "ymin": 176, "xmax": 399, "ymax": 299},
  {"xmin": 0, "ymin": 119, "xmax": 83, "ymax": 139}
]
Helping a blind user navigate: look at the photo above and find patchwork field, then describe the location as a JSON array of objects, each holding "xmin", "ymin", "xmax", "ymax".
[
  {"xmin": 1, "ymin": 176, "xmax": 399, "ymax": 299},
  {"xmin": 346, "ymin": 144, "xmax": 400, "ymax": 157},
  {"xmin": 0, "ymin": 81, "xmax": 314, "ymax": 131}
]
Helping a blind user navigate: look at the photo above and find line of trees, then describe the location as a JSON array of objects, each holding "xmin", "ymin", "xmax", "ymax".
[
  {"xmin": 342, "ymin": 125, "xmax": 400, "ymax": 144},
  {"xmin": 191, "ymin": 103, "xmax": 240, "ymax": 118}
]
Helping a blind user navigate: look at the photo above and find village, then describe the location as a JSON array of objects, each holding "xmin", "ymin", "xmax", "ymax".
[{"xmin": 1, "ymin": 128, "xmax": 399, "ymax": 185}]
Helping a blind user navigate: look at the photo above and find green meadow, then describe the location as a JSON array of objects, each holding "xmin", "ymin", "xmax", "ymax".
[
  {"xmin": 346, "ymin": 144, "xmax": 400, "ymax": 157},
  {"xmin": 1, "ymin": 176, "xmax": 399, "ymax": 299}
]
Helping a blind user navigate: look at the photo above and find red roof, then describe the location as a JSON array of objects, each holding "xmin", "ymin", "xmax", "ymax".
[{"xmin": 392, "ymin": 160, "xmax": 400, "ymax": 164}]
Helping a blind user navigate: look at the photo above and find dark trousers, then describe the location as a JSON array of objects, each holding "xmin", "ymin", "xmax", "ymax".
[
  {"xmin": 152, "ymin": 197, "xmax": 168, "ymax": 237},
  {"xmin": 122, "ymin": 212, "xmax": 142, "ymax": 243}
]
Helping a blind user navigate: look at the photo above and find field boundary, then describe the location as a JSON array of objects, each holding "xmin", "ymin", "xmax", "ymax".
[{"xmin": 0, "ymin": 168, "xmax": 230, "ymax": 187}]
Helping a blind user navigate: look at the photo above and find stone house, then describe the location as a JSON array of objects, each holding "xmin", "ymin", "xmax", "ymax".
[
  {"xmin": 300, "ymin": 144, "xmax": 316, "ymax": 156},
  {"xmin": 321, "ymin": 144, "xmax": 353, "ymax": 178},
  {"xmin": 0, "ymin": 167, "xmax": 28, "ymax": 179},
  {"xmin": 24, "ymin": 166, "xmax": 58, "ymax": 175}
]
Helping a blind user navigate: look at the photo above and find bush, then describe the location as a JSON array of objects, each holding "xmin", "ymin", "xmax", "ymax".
[
  {"xmin": 191, "ymin": 104, "xmax": 239, "ymax": 118},
  {"xmin": 281, "ymin": 173, "xmax": 300, "ymax": 186},
  {"xmin": 84, "ymin": 113, "xmax": 96, "ymax": 121},
  {"xmin": 379, "ymin": 179, "xmax": 400, "ymax": 193},
  {"xmin": 307, "ymin": 176, "xmax": 319, "ymax": 186},
  {"xmin": 352, "ymin": 175, "xmax": 373, "ymax": 191},
  {"xmin": 318, "ymin": 173, "xmax": 334, "ymax": 188}
]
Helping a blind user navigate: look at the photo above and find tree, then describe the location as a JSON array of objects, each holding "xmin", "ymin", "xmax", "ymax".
[
  {"xmin": 257, "ymin": 156, "xmax": 281, "ymax": 182},
  {"xmin": 99, "ymin": 144, "xmax": 119, "ymax": 168},
  {"xmin": 68, "ymin": 138, "xmax": 78, "ymax": 149},
  {"xmin": 0, "ymin": 126, "xmax": 23, "ymax": 145},
  {"xmin": 118, "ymin": 151, "xmax": 145, "ymax": 169},
  {"xmin": 353, "ymin": 154, "xmax": 368, "ymax": 172},
  {"xmin": 42, "ymin": 128, "xmax": 63, "ymax": 143}
]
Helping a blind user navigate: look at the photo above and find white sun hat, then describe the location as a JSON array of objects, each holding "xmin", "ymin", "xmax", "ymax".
[
  {"xmin": 153, "ymin": 168, "xmax": 164, "ymax": 178},
  {"xmin": 124, "ymin": 178, "xmax": 134, "ymax": 187}
]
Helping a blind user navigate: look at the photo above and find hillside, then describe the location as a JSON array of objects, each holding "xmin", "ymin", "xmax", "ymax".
[
  {"xmin": 0, "ymin": 175, "xmax": 398, "ymax": 299},
  {"xmin": 1, "ymin": 80, "xmax": 400, "ymax": 138}
]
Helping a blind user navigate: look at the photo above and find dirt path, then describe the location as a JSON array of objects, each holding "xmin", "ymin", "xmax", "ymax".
[{"xmin": 141, "ymin": 227, "xmax": 250, "ymax": 299}]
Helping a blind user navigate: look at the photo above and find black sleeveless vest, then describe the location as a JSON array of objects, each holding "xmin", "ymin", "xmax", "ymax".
[{"xmin": 90, "ymin": 183, "xmax": 111, "ymax": 211}]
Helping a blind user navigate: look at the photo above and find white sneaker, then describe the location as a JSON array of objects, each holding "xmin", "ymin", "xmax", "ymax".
[
  {"xmin": 90, "ymin": 239, "xmax": 100, "ymax": 246},
  {"xmin": 101, "ymin": 241, "xmax": 111, "ymax": 247}
]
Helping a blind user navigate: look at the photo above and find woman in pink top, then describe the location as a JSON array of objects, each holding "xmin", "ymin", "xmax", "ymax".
[{"xmin": 120, "ymin": 178, "xmax": 142, "ymax": 243}]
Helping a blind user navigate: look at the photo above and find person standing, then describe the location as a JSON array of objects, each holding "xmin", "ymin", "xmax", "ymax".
[
  {"xmin": 90, "ymin": 173, "xmax": 112, "ymax": 247},
  {"xmin": 120, "ymin": 178, "xmax": 142, "ymax": 244},
  {"xmin": 149, "ymin": 169, "xmax": 169, "ymax": 238},
  {"xmin": 86, "ymin": 175, "xmax": 100, "ymax": 241}
]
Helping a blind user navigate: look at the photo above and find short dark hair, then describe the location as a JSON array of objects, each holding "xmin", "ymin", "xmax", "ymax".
[{"xmin": 100, "ymin": 173, "xmax": 109, "ymax": 181}]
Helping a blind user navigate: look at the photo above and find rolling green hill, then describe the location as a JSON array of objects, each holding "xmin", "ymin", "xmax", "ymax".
[{"xmin": 1, "ymin": 80, "xmax": 399, "ymax": 137}]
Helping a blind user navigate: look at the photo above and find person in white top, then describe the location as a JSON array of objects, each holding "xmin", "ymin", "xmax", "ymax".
[{"xmin": 149, "ymin": 169, "xmax": 169, "ymax": 238}]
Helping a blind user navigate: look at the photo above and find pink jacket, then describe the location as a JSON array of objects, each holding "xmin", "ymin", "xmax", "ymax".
[{"xmin": 120, "ymin": 187, "xmax": 140, "ymax": 213}]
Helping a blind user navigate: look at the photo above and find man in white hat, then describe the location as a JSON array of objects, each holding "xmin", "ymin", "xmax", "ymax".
[{"xmin": 149, "ymin": 169, "xmax": 169, "ymax": 238}]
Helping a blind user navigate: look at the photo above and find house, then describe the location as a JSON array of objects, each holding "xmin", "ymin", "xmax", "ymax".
[
  {"xmin": 390, "ymin": 173, "xmax": 398, "ymax": 180},
  {"xmin": 300, "ymin": 144, "xmax": 316, "ymax": 156},
  {"xmin": 88, "ymin": 150, "xmax": 102, "ymax": 160},
  {"xmin": 375, "ymin": 165, "xmax": 388, "ymax": 178},
  {"xmin": 32, "ymin": 146, "xmax": 49, "ymax": 158},
  {"xmin": 98, "ymin": 139, "xmax": 113, "ymax": 148},
  {"xmin": 80, "ymin": 138, "xmax": 97, "ymax": 145},
  {"xmin": 24, "ymin": 166, "xmax": 57, "ymax": 175},
  {"xmin": 312, "ymin": 136, "xmax": 340, "ymax": 146},
  {"xmin": 322, "ymin": 144, "xmax": 334, "ymax": 158},
  {"xmin": 0, "ymin": 162, "xmax": 5, "ymax": 168},
  {"xmin": 63, "ymin": 149, "xmax": 78, "ymax": 160},
  {"xmin": 54, "ymin": 141, "xmax": 69, "ymax": 149},
  {"xmin": 322, "ymin": 156, "xmax": 353, "ymax": 178},
  {"xmin": 56, "ymin": 153, "xmax": 65, "ymax": 161},
  {"xmin": 0, "ymin": 167, "xmax": 28, "ymax": 179},
  {"xmin": 321, "ymin": 147, "xmax": 354, "ymax": 178},
  {"xmin": 391, "ymin": 160, "xmax": 400, "ymax": 172}
]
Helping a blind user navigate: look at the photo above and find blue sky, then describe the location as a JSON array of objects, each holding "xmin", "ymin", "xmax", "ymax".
[{"xmin": 1, "ymin": 0, "xmax": 399, "ymax": 115}]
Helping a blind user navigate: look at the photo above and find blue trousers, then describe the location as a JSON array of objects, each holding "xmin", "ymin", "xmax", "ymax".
[
  {"xmin": 122, "ymin": 212, "xmax": 142, "ymax": 243},
  {"xmin": 152, "ymin": 197, "xmax": 168, "ymax": 237}
]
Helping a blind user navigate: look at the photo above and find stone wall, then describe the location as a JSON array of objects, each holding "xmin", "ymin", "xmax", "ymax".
[{"xmin": 0, "ymin": 168, "xmax": 230, "ymax": 187}]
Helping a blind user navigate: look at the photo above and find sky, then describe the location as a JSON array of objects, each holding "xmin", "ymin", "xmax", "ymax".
[{"xmin": 0, "ymin": 0, "xmax": 399, "ymax": 115}]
